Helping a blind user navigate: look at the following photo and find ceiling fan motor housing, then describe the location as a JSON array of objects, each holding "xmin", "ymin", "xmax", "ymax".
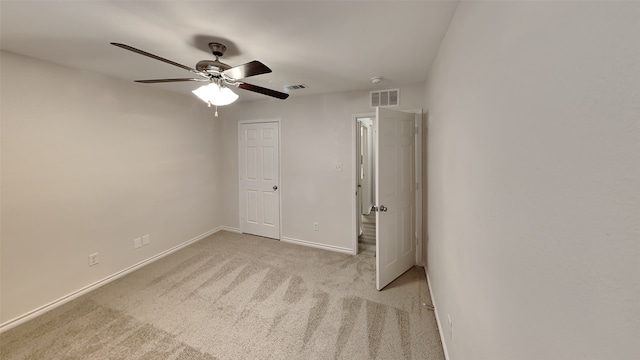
[
  {"xmin": 208, "ymin": 42, "xmax": 227, "ymax": 57},
  {"xmin": 196, "ymin": 42, "xmax": 231, "ymax": 73},
  {"xmin": 196, "ymin": 59, "xmax": 231, "ymax": 73}
]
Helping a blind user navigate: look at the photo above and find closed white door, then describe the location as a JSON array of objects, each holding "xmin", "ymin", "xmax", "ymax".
[
  {"xmin": 375, "ymin": 107, "xmax": 416, "ymax": 290},
  {"xmin": 239, "ymin": 121, "xmax": 280, "ymax": 239}
]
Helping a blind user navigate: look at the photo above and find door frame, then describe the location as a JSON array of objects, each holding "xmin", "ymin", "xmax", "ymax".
[
  {"xmin": 238, "ymin": 118, "xmax": 283, "ymax": 240},
  {"xmin": 351, "ymin": 110, "xmax": 423, "ymax": 265}
]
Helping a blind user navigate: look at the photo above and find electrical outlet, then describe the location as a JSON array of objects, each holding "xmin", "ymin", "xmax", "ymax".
[
  {"xmin": 142, "ymin": 234, "xmax": 150, "ymax": 246},
  {"xmin": 133, "ymin": 237, "xmax": 142, "ymax": 249},
  {"xmin": 313, "ymin": 222, "xmax": 319, "ymax": 231},
  {"xmin": 88, "ymin": 253, "xmax": 99, "ymax": 266}
]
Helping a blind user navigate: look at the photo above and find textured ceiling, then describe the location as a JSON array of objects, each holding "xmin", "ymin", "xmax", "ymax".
[{"xmin": 0, "ymin": 0, "xmax": 458, "ymax": 102}]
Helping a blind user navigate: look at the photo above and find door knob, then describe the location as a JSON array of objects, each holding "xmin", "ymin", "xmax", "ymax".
[
  {"xmin": 379, "ymin": 205, "xmax": 388, "ymax": 212},
  {"xmin": 273, "ymin": 185, "xmax": 278, "ymax": 190}
]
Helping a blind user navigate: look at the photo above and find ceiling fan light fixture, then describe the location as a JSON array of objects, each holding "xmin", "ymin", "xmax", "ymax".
[{"xmin": 192, "ymin": 83, "xmax": 239, "ymax": 106}]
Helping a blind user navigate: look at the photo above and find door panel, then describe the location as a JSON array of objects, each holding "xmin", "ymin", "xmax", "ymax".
[
  {"xmin": 247, "ymin": 190, "xmax": 259, "ymax": 223},
  {"xmin": 246, "ymin": 147, "xmax": 258, "ymax": 180},
  {"xmin": 376, "ymin": 107, "xmax": 416, "ymax": 290},
  {"xmin": 239, "ymin": 122, "xmax": 280, "ymax": 239},
  {"xmin": 263, "ymin": 147, "xmax": 275, "ymax": 180},
  {"xmin": 263, "ymin": 192, "xmax": 276, "ymax": 225}
]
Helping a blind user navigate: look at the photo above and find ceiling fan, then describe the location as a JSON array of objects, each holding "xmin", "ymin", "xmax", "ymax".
[{"xmin": 110, "ymin": 42, "xmax": 289, "ymax": 101}]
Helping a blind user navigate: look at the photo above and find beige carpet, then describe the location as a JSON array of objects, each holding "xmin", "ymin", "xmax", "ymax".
[{"xmin": 1, "ymin": 231, "xmax": 444, "ymax": 360}]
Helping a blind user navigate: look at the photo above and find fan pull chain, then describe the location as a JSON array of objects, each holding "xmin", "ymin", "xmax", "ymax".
[{"xmin": 206, "ymin": 101, "xmax": 219, "ymax": 117}]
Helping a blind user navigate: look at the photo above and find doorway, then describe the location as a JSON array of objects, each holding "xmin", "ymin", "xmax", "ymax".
[
  {"xmin": 352, "ymin": 108, "xmax": 423, "ymax": 290},
  {"xmin": 356, "ymin": 116, "xmax": 376, "ymax": 255}
]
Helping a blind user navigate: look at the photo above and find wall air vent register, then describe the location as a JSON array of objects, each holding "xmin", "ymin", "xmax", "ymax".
[
  {"xmin": 370, "ymin": 88, "xmax": 399, "ymax": 108},
  {"xmin": 284, "ymin": 84, "xmax": 307, "ymax": 91}
]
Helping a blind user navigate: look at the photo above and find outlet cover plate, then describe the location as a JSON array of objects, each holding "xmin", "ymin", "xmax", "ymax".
[{"xmin": 88, "ymin": 253, "xmax": 99, "ymax": 266}]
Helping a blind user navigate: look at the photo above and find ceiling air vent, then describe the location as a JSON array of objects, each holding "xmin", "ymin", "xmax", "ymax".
[
  {"xmin": 370, "ymin": 88, "xmax": 400, "ymax": 108},
  {"xmin": 284, "ymin": 84, "xmax": 307, "ymax": 91}
]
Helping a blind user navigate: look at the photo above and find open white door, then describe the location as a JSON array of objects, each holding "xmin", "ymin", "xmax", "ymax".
[
  {"xmin": 239, "ymin": 121, "xmax": 280, "ymax": 239},
  {"xmin": 375, "ymin": 107, "xmax": 416, "ymax": 290}
]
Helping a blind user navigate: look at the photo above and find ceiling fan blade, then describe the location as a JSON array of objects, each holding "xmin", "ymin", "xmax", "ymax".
[
  {"xmin": 135, "ymin": 78, "xmax": 208, "ymax": 83},
  {"xmin": 223, "ymin": 61, "xmax": 272, "ymax": 80},
  {"xmin": 111, "ymin": 42, "xmax": 201, "ymax": 75},
  {"xmin": 237, "ymin": 82, "xmax": 289, "ymax": 100}
]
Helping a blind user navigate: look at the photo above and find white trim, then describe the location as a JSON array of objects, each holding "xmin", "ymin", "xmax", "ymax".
[
  {"xmin": 0, "ymin": 226, "xmax": 231, "ymax": 334},
  {"xmin": 238, "ymin": 119, "xmax": 282, "ymax": 240},
  {"xmin": 413, "ymin": 110, "xmax": 424, "ymax": 266},
  {"xmin": 426, "ymin": 268, "xmax": 450, "ymax": 360},
  {"xmin": 238, "ymin": 119, "xmax": 281, "ymax": 125},
  {"xmin": 281, "ymin": 236, "xmax": 353, "ymax": 255},
  {"xmin": 216, "ymin": 226, "xmax": 241, "ymax": 234}
]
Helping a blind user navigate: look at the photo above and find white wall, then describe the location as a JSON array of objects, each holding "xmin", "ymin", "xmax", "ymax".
[
  {"xmin": 216, "ymin": 83, "xmax": 426, "ymax": 252},
  {"xmin": 1, "ymin": 51, "xmax": 223, "ymax": 324},
  {"xmin": 426, "ymin": 2, "xmax": 640, "ymax": 359},
  {"xmin": 0, "ymin": 50, "xmax": 426, "ymax": 325}
]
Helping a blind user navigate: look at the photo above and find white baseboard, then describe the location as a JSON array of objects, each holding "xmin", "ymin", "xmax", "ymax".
[
  {"xmin": 426, "ymin": 268, "xmax": 450, "ymax": 360},
  {"xmin": 216, "ymin": 226, "xmax": 241, "ymax": 234},
  {"xmin": 0, "ymin": 226, "xmax": 230, "ymax": 334},
  {"xmin": 281, "ymin": 237, "xmax": 353, "ymax": 254}
]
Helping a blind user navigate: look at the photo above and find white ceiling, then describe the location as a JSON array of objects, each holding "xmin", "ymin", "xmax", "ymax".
[{"xmin": 0, "ymin": 0, "xmax": 458, "ymax": 102}]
